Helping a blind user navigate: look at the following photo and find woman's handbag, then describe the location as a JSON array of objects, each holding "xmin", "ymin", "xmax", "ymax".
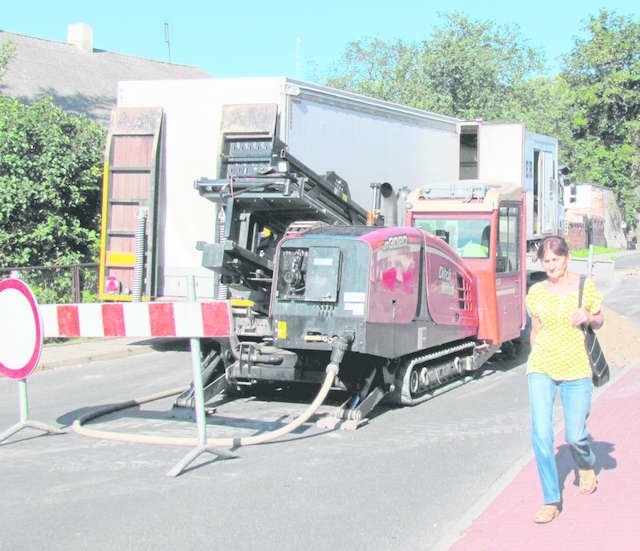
[{"xmin": 579, "ymin": 276, "xmax": 610, "ymax": 387}]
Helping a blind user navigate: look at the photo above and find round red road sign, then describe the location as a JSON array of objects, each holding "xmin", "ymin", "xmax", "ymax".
[{"xmin": 0, "ymin": 279, "xmax": 43, "ymax": 380}]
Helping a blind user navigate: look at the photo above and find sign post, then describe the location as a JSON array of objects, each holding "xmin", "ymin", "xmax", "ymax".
[
  {"xmin": 0, "ymin": 278, "xmax": 64, "ymax": 443},
  {"xmin": 166, "ymin": 276, "xmax": 235, "ymax": 476}
]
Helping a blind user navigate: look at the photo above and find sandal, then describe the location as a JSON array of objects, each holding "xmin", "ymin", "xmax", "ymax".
[
  {"xmin": 579, "ymin": 468, "xmax": 598, "ymax": 495},
  {"xmin": 534, "ymin": 504, "xmax": 560, "ymax": 524}
]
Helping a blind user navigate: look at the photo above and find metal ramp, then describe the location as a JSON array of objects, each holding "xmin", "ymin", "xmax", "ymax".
[{"xmin": 99, "ymin": 107, "xmax": 163, "ymax": 301}]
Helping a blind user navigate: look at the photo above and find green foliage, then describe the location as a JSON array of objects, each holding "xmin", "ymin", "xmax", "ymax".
[
  {"xmin": 560, "ymin": 10, "xmax": 640, "ymax": 226},
  {"xmin": 562, "ymin": 10, "xmax": 640, "ymax": 142},
  {"xmin": 326, "ymin": 38, "xmax": 421, "ymax": 108},
  {"xmin": 0, "ymin": 264, "xmax": 99, "ymax": 304},
  {"xmin": 571, "ymin": 246, "xmax": 618, "ymax": 257},
  {"xmin": 327, "ymin": 13, "xmax": 543, "ymax": 121},
  {"xmin": 29, "ymin": 275, "xmax": 73, "ymax": 305},
  {"xmin": 415, "ymin": 13, "xmax": 544, "ymax": 120},
  {"xmin": 36, "ymin": 267, "xmax": 98, "ymax": 304},
  {"xmin": 0, "ymin": 40, "xmax": 16, "ymax": 78},
  {"xmin": 0, "ymin": 96, "xmax": 105, "ymax": 266}
]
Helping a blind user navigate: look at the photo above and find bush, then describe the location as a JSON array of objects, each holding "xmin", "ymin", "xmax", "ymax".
[{"xmin": 0, "ymin": 96, "xmax": 105, "ymax": 267}]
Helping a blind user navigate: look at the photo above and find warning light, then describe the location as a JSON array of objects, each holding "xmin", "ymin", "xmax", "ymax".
[{"xmin": 104, "ymin": 276, "xmax": 121, "ymax": 294}]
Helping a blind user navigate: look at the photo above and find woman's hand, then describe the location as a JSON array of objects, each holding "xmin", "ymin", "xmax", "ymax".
[{"xmin": 572, "ymin": 308, "xmax": 604, "ymax": 329}]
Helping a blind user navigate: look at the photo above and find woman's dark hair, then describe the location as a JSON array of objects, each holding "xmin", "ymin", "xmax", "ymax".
[{"xmin": 536, "ymin": 235, "xmax": 569, "ymax": 261}]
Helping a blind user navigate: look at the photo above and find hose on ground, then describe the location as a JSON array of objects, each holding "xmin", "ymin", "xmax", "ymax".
[{"xmin": 72, "ymin": 360, "xmax": 341, "ymax": 448}]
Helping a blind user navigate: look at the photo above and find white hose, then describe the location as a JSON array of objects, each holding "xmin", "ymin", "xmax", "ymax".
[{"xmin": 72, "ymin": 364, "xmax": 339, "ymax": 448}]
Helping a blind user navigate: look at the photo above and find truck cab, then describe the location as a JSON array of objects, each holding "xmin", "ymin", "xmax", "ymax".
[{"xmin": 406, "ymin": 181, "xmax": 526, "ymax": 345}]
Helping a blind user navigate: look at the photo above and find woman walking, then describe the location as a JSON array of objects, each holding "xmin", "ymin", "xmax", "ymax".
[{"xmin": 525, "ymin": 236, "xmax": 604, "ymax": 524}]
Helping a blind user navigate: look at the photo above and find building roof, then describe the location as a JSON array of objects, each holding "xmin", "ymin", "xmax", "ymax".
[{"xmin": 0, "ymin": 26, "xmax": 210, "ymax": 126}]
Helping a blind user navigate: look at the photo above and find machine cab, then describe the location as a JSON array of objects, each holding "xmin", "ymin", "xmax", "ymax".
[{"xmin": 406, "ymin": 181, "xmax": 526, "ymax": 345}]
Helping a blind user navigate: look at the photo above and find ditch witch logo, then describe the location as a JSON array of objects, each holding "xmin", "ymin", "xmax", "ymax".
[{"xmin": 438, "ymin": 264, "xmax": 454, "ymax": 296}]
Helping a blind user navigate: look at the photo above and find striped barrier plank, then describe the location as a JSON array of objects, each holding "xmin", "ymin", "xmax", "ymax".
[{"xmin": 39, "ymin": 301, "xmax": 233, "ymax": 338}]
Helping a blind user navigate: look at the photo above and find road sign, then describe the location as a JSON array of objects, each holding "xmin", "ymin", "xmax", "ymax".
[{"xmin": 0, "ymin": 278, "xmax": 43, "ymax": 380}]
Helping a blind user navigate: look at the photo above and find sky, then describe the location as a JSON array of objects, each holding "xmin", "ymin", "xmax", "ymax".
[{"xmin": 1, "ymin": 1, "xmax": 638, "ymax": 81}]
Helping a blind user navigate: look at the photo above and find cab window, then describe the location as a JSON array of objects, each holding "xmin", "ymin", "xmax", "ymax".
[
  {"xmin": 413, "ymin": 217, "xmax": 491, "ymax": 259},
  {"xmin": 497, "ymin": 206, "xmax": 520, "ymax": 273}
]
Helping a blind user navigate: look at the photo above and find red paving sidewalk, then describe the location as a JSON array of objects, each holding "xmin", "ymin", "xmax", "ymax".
[{"xmin": 449, "ymin": 365, "xmax": 640, "ymax": 550}]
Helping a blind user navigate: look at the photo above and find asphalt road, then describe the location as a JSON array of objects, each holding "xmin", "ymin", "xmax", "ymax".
[
  {"xmin": 601, "ymin": 252, "xmax": 640, "ymax": 326},
  {"xmin": 1, "ymin": 252, "xmax": 638, "ymax": 551},
  {"xmin": 1, "ymin": 347, "xmax": 533, "ymax": 550}
]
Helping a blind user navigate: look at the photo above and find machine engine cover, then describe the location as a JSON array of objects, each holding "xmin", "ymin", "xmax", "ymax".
[{"xmin": 270, "ymin": 225, "xmax": 478, "ymax": 361}]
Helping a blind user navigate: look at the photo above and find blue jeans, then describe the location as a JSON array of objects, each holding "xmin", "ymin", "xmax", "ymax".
[{"xmin": 528, "ymin": 373, "xmax": 595, "ymax": 504}]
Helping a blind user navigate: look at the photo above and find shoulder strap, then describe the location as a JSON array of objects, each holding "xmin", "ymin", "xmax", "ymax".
[{"xmin": 578, "ymin": 275, "xmax": 585, "ymax": 308}]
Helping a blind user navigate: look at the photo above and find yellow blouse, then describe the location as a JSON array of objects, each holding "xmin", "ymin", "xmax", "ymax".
[{"xmin": 525, "ymin": 277, "xmax": 603, "ymax": 380}]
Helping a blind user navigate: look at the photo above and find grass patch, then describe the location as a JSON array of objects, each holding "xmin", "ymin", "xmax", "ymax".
[{"xmin": 571, "ymin": 246, "xmax": 618, "ymax": 258}]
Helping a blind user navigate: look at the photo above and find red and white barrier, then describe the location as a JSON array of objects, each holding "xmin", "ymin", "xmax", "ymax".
[{"xmin": 39, "ymin": 301, "xmax": 233, "ymax": 338}]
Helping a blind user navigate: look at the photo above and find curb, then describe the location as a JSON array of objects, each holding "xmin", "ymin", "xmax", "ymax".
[{"xmin": 38, "ymin": 338, "xmax": 157, "ymax": 370}]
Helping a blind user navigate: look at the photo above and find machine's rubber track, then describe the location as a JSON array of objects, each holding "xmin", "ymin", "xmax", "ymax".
[{"xmin": 392, "ymin": 341, "xmax": 478, "ymax": 406}]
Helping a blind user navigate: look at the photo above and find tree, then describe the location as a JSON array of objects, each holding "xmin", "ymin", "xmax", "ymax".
[
  {"xmin": 0, "ymin": 96, "xmax": 105, "ymax": 266},
  {"xmin": 327, "ymin": 13, "xmax": 544, "ymax": 121},
  {"xmin": 415, "ymin": 13, "xmax": 544, "ymax": 120},
  {"xmin": 561, "ymin": 10, "xmax": 640, "ymax": 226},
  {"xmin": 326, "ymin": 37, "xmax": 423, "ymax": 107}
]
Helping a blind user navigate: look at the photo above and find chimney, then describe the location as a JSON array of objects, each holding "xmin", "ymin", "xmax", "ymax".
[{"xmin": 67, "ymin": 23, "xmax": 93, "ymax": 52}]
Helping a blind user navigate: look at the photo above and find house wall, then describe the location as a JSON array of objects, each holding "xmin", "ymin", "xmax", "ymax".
[{"xmin": 564, "ymin": 183, "xmax": 626, "ymax": 249}]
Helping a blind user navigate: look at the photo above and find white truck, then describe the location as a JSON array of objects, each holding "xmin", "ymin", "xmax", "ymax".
[
  {"xmin": 99, "ymin": 77, "xmax": 561, "ymax": 303},
  {"xmin": 459, "ymin": 121, "xmax": 562, "ymax": 248}
]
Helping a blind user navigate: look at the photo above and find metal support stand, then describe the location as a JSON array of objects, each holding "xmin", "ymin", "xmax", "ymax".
[
  {"xmin": 167, "ymin": 277, "xmax": 236, "ymax": 476},
  {"xmin": 0, "ymin": 379, "xmax": 65, "ymax": 444}
]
